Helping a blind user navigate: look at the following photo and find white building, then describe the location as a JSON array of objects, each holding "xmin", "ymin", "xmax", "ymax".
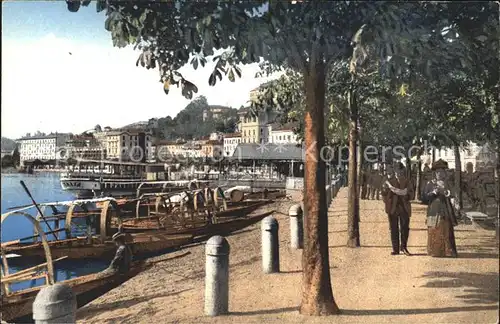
[
  {"xmin": 18, "ymin": 133, "xmax": 71, "ymax": 164},
  {"xmin": 268, "ymin": 124, "xmax": 300, "ymax": 144},
  {"xmin": 223, "ymin": 133, "xmax": 242, "ymax": 157},
  {"xmin": 421, "ymin": 142, "xmax": 497, "ymax": 171}
]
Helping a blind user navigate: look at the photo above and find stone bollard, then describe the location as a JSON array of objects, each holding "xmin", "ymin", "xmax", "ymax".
[
  {"xmin": 289, "ymin": 204, "xmax": 303, "ymax": 249},
  {"xmin": 326, "ymin": 185, "xmax": 331, "ymax": 207},
  {"xmin": 205, "ymin": 235, "xmax": 230, "ymax": 316},
  {"xmin": 33, "ymin": 284, "xmax": 76, "ymax": 324},
  {"xmin": 261, "ymin": 216, "xmax": 280, "ymax": 273}
]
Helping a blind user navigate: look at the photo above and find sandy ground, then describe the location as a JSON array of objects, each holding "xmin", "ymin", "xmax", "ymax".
[{"xmin": 77, "ymin": 188, "xmax": 499, "ymax": 324}]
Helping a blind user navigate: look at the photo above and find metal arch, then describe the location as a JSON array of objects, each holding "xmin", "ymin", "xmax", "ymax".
[
  {"xmin": 100, "ymin": 200, "xmax": 121, "ymax": 242},
  {"xmin": 1, "ymin": 211, "xmax": 55, "ymax": 286},
  {"xmin": 65, "ymin": 204, "xmax": 76, "ymax": 238}
]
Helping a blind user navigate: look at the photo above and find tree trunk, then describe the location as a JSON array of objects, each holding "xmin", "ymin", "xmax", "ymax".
[
  {"xmin": 453, "ymin": 144, "xmax": 463, "ymax": 209},
  {"xmin": 300, "ymin": 62, "xmax": 339, "ymax": 316},
  {"xmin": 415, "ymin": 149, "xmax": 422, "ymax": 201},
  {"xmin": 347, "ymin": 86, "xmax": 360, "ymax": 248}
]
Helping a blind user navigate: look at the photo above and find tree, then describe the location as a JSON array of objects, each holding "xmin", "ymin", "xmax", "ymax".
[{"xmin": 70, "ymin": 0, "xmax": 481, "ymax": 315}]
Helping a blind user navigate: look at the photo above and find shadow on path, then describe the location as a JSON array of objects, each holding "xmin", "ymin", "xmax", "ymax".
[
  {"xmin": 78, "ymin": 288, "xmax": 194, "ymax": 319},
  {"xmin": 421, "ymin": 271, "xmax": 499, "ymax": 304},
  {"xmin": 230, "ymin": 306, "xmax": 299, "ymax": 316},
  {"xmin": 340, "ymin": 305, "xmax": 498, "ymax": 316}
]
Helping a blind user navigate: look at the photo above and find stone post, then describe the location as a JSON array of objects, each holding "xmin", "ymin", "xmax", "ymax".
[
  {"xmin": 33, "ymin": 284, "xmax": 76, "ymax": 324},
  {"xmin": 326, "ymin": 185, "xmax": 331, "ymax": 207},
  {"xmin": 205, "ymin": 235, "xmax": 230, "ymax": 316},
  {"xmin": 261, "ymin": 216, "xmax": 279, "ymax": 273},
  {"xmin": 289, "ymin": 204, "xmax": 303, "ymax": 249}
]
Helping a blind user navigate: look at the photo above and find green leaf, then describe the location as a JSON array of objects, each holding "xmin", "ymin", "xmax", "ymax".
[
  {"xmin": 209, "ymin": 73, "xmax": 216, "ymax": 86},
  {"xmin": 228, "ymin": 69, "xmax": 235, "ymax": 82},
  {"xmin": 104, "ymin": 15, "xmax": 113, "ymax": 32},
  {"xmin": 66, "ymin": 0, "xmax": 81, "ymax": 12}
]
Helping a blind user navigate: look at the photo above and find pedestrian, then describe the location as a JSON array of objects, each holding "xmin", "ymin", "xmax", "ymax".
[
  {"xmin": 422, "ymin": 159, "xmax": 458, "ymax": 257},
  {"xmin": 382, "ymin": 163, "xmax": 413, "ymax": 256}
]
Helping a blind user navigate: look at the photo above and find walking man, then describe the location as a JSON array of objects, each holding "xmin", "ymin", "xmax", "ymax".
[{"xmin": 382, "ymin": 163, "xmax": 414, "ymax": 256}]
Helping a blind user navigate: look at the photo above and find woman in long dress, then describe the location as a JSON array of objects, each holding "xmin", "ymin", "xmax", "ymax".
[{"xmin": 422, "ymin": 159, "xmax": 458, "ymax": 257}]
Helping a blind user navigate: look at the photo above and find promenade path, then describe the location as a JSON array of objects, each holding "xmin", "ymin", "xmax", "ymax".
[{"xmin": 77, "ymin": 188, "xmax": 499, "ymax": 323}]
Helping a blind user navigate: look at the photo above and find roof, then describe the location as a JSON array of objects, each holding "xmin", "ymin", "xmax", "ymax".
[
  {"xmin": 224, "ymin": 133, "xmax": 241, "ymax": 138},
  {"xmin": 17, "ymin": 133, "xmax": 70, "ymax": 141},
  {"xmin": 230, "ymin": 143, "xmax": 304, "ymax": 161},
  {"xmin": 272, "ymin": 123, "xmax": 298, "ymax": 132},
  {"xmin": 204, "ymin": 140, "xmax": 223, "ymax": 145}
]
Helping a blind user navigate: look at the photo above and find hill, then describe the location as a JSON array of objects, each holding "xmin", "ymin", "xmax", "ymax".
[
  {"xmin": 133, "ymin": 96, "xmax": 239, "ymax": 140},
  {"xmin": 1, "ymin": 137, "xmax": 16, "ymax": 151}
]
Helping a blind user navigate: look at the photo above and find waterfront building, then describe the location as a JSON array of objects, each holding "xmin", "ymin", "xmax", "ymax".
[
  {"xmin": 267, "ymin": 123, "xmax": 301, "ymax": 144},
  {"xmin": 202, "ymin": 140, "xmax": 223, "ymax": 159},
  {"xmin": 18, "ymin": 133, "xmax": 71, "ymax": 165},
  {"xmin": 237, "ymin": 108, "xmax": 276, "ymax": 144},
  {"xmin": 64, "ymin": 134, "xmax": 106, "ymax": 160},
  {"xmin": 223, "ymin": 133, "xmax": 242, "ymax": 157},
  {"xmin": 100, "ymin": 129, "xmax": 153, "ymax": 161}
]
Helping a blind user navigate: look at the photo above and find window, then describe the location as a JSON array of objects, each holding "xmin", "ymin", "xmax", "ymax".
[
  {"xmin": 260, "ymin": 128, "xmax": 263, "ymax": 134},
  {"xmin": 288, "ymin": 135, "xmax": 291, "ymax": 141}
]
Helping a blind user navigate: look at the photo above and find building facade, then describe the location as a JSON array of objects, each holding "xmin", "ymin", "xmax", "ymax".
[
  {"xmin": 268, "ymin": 124, "xmax": 300, "ymax": 144},
  {"xmin": 223, "ymin": 133, "xmax": 242, "ymax": 157},
  {"xmin": 202, "ymin": 140, "xmax": 223, "ymax": 159},
  {"xmin": 101, "ymin": 130, "xmax": 153, "ymax": 161},
  {"xmin": 18, "ymin": 133, "xmax": 71, "ymax": 164},
  {"xmin": 420, "ymin": 142, "xmax": 497, "ymax": 171},
  {"xmin": 64, "ymin": 134, "xmax": 106, "ymax": 160},
  {"xmin": 237, "ymin": 108, "xmax": 276, "ymax": 144}
]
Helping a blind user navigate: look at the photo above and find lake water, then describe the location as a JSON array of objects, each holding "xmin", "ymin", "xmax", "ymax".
[{"xmin": 1, "ymin": 172, "xmax": 108, "ymax": 291}]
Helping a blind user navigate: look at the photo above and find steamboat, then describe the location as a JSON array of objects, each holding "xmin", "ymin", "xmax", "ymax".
[{"xmin": 59, "ymin": 159, "xmax": 212, "ymax": 198}]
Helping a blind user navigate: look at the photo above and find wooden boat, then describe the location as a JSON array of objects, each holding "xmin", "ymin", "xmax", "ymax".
[
  {"xmin": 1, "ymin": 260, "xmax": 151, "ymax": 323},
  {"xmin": 115, "ymin": 199, "xmax": 272, "ymax": 233},
  {"xmin": 1, "ymin": 198, "xmax": 193, "ymax": 262},
  {"xmin": 0, "ymin": 212, "xmax": 160, "ymax": 323},
  {"xmin": 1, "ymin": 193, "xmax": 274, "ymax": 262}
]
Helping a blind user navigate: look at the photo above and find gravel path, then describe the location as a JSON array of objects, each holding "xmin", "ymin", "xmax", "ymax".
[{"xmin": 77, "ymin": 189, "xmax": 499, "ymax": 323}]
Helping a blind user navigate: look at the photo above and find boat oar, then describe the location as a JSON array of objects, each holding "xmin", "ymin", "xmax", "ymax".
[{"xmin": 19, "ymin": 180, "xmax": 58, "ymax": 241}]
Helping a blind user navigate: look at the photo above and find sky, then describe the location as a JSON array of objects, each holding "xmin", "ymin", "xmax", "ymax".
[{"xmin": 1, "ymin": 1, "xmax": 278, "ymax": 139}]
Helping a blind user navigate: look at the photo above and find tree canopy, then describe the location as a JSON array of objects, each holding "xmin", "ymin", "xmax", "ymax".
[{"xmin": 70, "ymin": 0, "xmax": 499, "ymax": 316}]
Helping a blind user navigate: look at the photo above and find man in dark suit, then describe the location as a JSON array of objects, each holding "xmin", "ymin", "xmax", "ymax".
[{"xmin": 382, "ymin": 163, "xmax": 414, "ymax": 256}]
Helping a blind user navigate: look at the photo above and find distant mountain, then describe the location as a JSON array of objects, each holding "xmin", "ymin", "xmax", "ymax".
[
  {"xmin": 119, "ymin": 96, "xmax": 238, "ymax": 140},
  {"xmin": 1, "ymin": 137, "xmax": 16, "ymax": 151},
  {"xmin": 121, "ymin": 121, "xmax": 149, "ymax": 129}
]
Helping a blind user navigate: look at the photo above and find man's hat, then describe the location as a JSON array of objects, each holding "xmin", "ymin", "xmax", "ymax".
[
  {"xmin": 112, "ymin": 232, "xmax": 126, "ymax": 242},
  {"xmin": 432, "ymin": 159, "xmax": 448, "ymax": 170}
]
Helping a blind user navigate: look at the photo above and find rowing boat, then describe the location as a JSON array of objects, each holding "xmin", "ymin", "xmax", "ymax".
[{"xmin": 1, "ymin": 260, "xmax": 151, "ymax": 323}]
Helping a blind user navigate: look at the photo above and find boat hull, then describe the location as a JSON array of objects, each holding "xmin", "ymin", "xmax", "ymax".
[
  {"xmin": 1, "ymin": 261, "xmax": 150, "ymax": 323},
  {"xmin": 3, "ymin": 234, "xmax": 194, "ymax": 263},
  {"xmin": 116, "ymin": 200, "xmax": 272, "ymax": 233}
]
